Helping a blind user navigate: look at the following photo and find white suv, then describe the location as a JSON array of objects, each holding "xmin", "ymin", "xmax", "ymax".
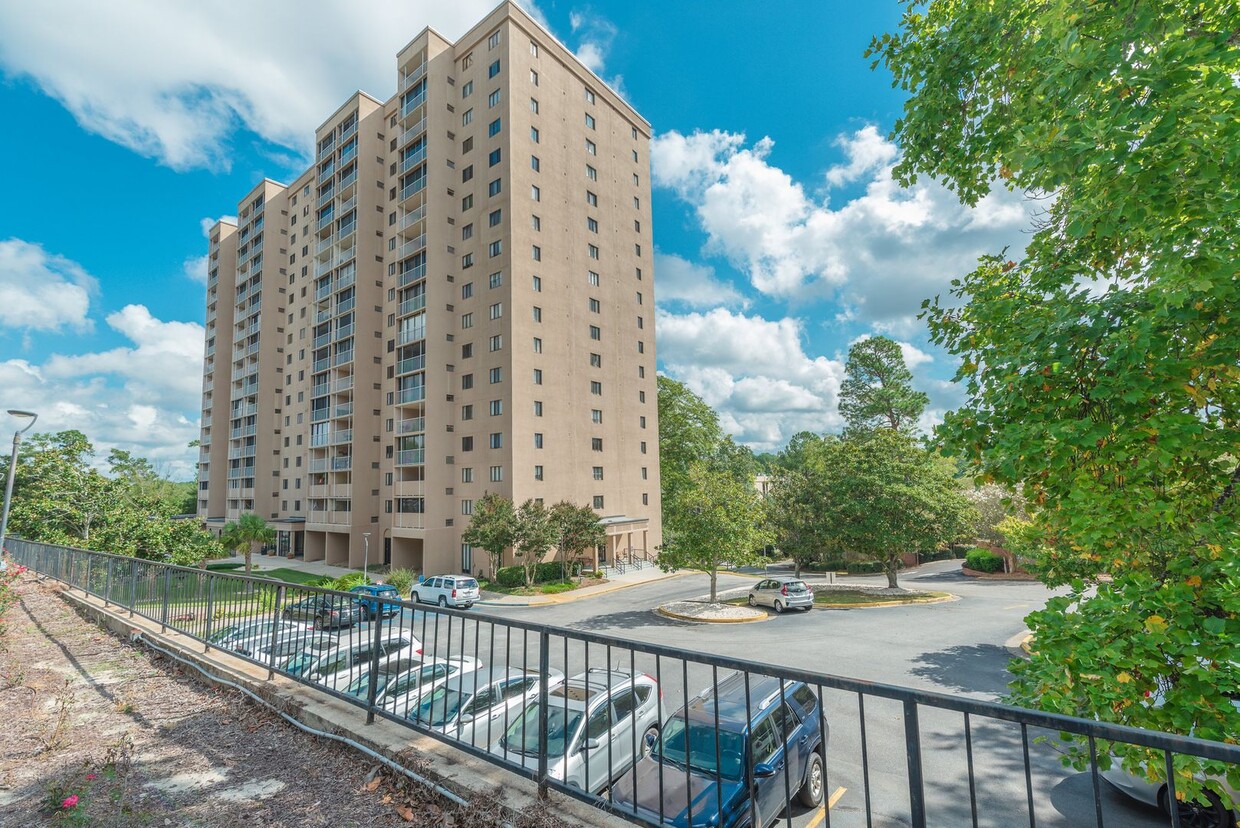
[
  {"xmin": 412, "ymin": 574, "xmax": 480, "ymax": 609},
  {"xmin": 493, "ymin": 669, "xmax": 664, "ymax": 794}
]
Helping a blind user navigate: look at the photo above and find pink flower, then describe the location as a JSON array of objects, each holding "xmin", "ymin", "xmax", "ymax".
[
  {"xmin": 85, "ymin": 774, "xmax": 97, "ymax": 780},
  {"xmin": 61, "ymin": 795, "xmax": 79, "ymax": 809}
]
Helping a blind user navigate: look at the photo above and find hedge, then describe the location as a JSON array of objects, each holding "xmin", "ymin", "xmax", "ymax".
[
  {"xmin": 494, "ymin": 561, "xmax": 581, "ymax": 587},
  {"xmin": 965, "ymin": 548, "xmax": 1005, "ymax": 573},
  {"xmin": 845, "ymin": 559, "xmax": 904, "ymax": 575}
]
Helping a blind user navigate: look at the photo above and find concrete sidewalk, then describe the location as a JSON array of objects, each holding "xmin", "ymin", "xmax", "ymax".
[{"xmin": 477, "ymin": 565, "xmax": 691, "ymax": 607}]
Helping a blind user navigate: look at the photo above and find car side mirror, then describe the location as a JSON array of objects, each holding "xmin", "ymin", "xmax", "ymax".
[
  {"xmin": 580, "ymin": 738, "xmax": 600, "ymax": 753},
  {"xmin": 458, "ymin": 712, "xmax": 475, "ymax": 724},
  {"xmin": 644, "ymin": 732, "xmax": 657, "ymax": 749},
  {"xmin": 753, "ymin": 763, "xmax": 777, "ymax": 779}
]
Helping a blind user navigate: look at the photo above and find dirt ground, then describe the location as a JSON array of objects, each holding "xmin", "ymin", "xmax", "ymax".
[{"xmin": 0, "ymin": 575, "xmax": 565, "ymax": 827}]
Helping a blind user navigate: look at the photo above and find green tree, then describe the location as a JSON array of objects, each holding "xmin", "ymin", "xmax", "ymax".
[
  {"xmin": 549, "ymin": 500, "xmax": 606, "ymax": 581},
  {"xmin": 655, "ymin": 462, "xmax": 771, "ymax": 602},
  {"xmin": 8, "ymin": 431, "xmax": 111, "ymax": 544},
  {"xmin": 219, "ymin": 512, "xmax": 275, "ymax": 576},
  {"xmin": 872, "ymin": 0, "xmax": 1240, "ymax": 802},
  {"xmin": 766, "ymin": 468, "xmax": 837, "ymax": 577},
  {"xmin": 838, "ymin": 336, "xmax": 928, "ymax": 435},
  {"xmin": 657, "ymin": 376, "xmax": 725, "ymax": 508},
  {"xmin": 461, "ymin": 492, "xmax": 517, "ymax": 578},
  {"xmin": 512, "ymin": 499, "xmax": 558, "ymax": 587},
  {"xmin": 812, "ymin": 431, "xmax": 975, "ymax": 589}
]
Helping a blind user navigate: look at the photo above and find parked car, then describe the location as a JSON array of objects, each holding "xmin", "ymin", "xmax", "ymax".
[
  {"xmin": 409, "ymin": 667, "xmax": 565, "ymax": 749},
  {"xmin": 242, "ymin": 631, "xmax": 337, "ymax": 661},
  {"xmin": 281, "ymin": 594, "xmax": 363, "ymax": 628},
  {"xmin": 370, "ymin": 656, "xmax": 485, "ymax": 717},
  {"xmin": 747, "ymin": 577, "xmax": 813, "ymax": 613},
  {"xmin": 411, "ymin": 574, "xmax": 480, "ymax": 609},
  {"xmin": 207, "ymin": 618, "xmax": 306, "ymax": 649},
  {"xmin": 613, "ymin": 673, "xmax": 827, "ymax": 827},
  {"xmin": 281, "ymin": 631, "xmax": 421, "ymax": 689},
  {"xmin": 349, "ymin": 584, "xmax": 404, "ymax": 619},
  {"xmin": 494, "ymin": 668, "xmax": 663, "ymax": 794}
]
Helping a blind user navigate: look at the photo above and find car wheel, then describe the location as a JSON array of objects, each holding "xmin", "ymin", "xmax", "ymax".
[
  {"xmin": 410, "ymin": 592, "xmax": 419, "ymax": 604},
  {"xmin": 1160, "ymin": 786, "xmax": 1233, "ymax": 828},
  {"xmin": 748, "ymin": 594, "xmax": 757, "ymax": 607},
  {"xmin": 774, "ymin": 600, "xmax": 785, "ymax": 614},
  {"xmin": 438, "ymin": 595, "xmax": 448, "ymax": 608},
  {"xmin": 798, "ymin": 752, "xmax": 824, "ymax": 807}
]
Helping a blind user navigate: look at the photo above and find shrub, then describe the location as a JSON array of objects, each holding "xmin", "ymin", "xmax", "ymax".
[
  {"xmin": 322, "ymin": 572, "xmax": 370, "ymax": 591},
  {"xmin": 494, "ymin": 566, "xmax": 527, "ymax": 588},
  {"xmin": 965, "ymin": 548, "xmax": 1005, "ymax": 573},
  {"xmin": 845, "ymin": 560, "xmax": 904, "ymax": 575},
  {"xmin": 384, "ymin": 568, "xmax": 416, "ymax": 596},
  {"xmin": 918, "ymin": 549, "xmax": 955, "ymax": 563}
]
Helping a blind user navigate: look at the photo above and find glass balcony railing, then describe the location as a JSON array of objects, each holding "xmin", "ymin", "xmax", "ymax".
[
  {"xmin": 401, "ymin": 92, "xmax": 426, "ymax": 118},
  {"xmin": 399, "ymin": 118, "xmax": 427, "ymax": 148},
  {"xmin": 401, "ymin": 147, "xmax": 426, "ymax": 173},
  {"xmin": 396, "ymin": 235, "xmax": 426, "ymax": 261},
  {"xmin": 333, "ymin": 350, "xmax": 354, "ymax": 367},
  {"xmin": 396, "ymin": 449, "xmax": 425, "ymax": 465},
  {"xmin": 398, "ymin": 327, "xmax": 425, "ymax": 345},
  {"xmin": 397, "ymin": 417, "xmax": 425, "ymax": 435},
  {"xmin": 399, "ymin": 63, "xmax": 426, "ymax": 92},
  {"xmin": 339, "ymin": 141, "xmax": 357, "ymax": 164},
  {"xmin": 400, "ymin": 178, "xmax": 426, "ymax": 203},
  {"xmin": 331, "ymin": 456, "xmax": 352, "ymax": 470},
  {"xmin": 339, "ymin": 170, "xmax": 358, "ymax": 192},
  {"xmin": 398, "ymin": 294, "xmax": 426, "ymax": 317},
  {"xmin": 398, "ymin": 264, "xmax": 427, "ymax": 288},
  {"xmin": 396, "ymin": 354, "xmax": 425, "ymax": 375},
  {"xmin": 397, "ymin": 386, "xmax": 425, "ymax": 404}
]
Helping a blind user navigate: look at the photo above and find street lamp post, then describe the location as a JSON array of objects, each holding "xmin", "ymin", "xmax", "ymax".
[
  {"xmin": 362, "ymin": 531, "xmax": 371, "ymax": 582},
  {"xmin": 0, "ymin": 409, "xmax": 38, "ymax": 554}
]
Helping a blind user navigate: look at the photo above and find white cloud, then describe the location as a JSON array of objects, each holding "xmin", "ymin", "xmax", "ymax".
[
  {"xmin": 656, "ymin": 308, "xmax": 847, "ymax": 451},
  {"xmin": 0, "ymin": 239, "xmax": 96, "ymax": 332},
  {"xmin": 651, "ymin": 127, "xmax": 1037, "ymax": 335},
  {"xmin": 568, "ymin": 8, "xmax": 624, "ymax": 95},
  {"xmin": 182, "ymin": 254, "xmax": 208, "ymax": 284},
  {"xmin": 2, "ymin": 304, "xmax": 205, "ymax": 480},
  {"xmin": 653, "ymin": 252, "xmax": 745, "ymax": 309},
  {"xmin": 0, "ymin": 1, "xmax": 542, "ymax": 171}
]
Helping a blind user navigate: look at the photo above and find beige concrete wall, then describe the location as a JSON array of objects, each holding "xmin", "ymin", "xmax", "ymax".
[{"xmin": 199, "ymin": 221, "xmax": 237, "ymax": 521}]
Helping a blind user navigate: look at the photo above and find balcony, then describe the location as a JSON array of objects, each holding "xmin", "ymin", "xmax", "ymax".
[
  {"xmin": 233, "ymin": 402, "xmax": 258, "ymax": 417},
  {"xmin": 317, "ymin": 212, "xmax": 334, "ymax": 232},
  {"xmin": 401, "ymin": 147, "xmax": 426, "ymax": 173},
  {"xmin": 318, "ymin": 162, "xmax": 335, "ymax": 183},
  {"xmin": 399, "ymin": 178, "xmax": 426, "ymax": 203},
  {"xmin": 399, "ymin": 205, "xmax": 425, "ymax": 231},
  {"xmin": 227, "ymin": 445, "xmax": 256, "ymax": 460},
  {"xmin": 228, "ymin": 425, "xmax": 257, "ymax": 439},
  {"xmin": 333, "ymin": 376, "xmax": 354, "ymax": 393},
  {"xmin": 336, "ymin": 268, "xmax": 355, "ymax": 289},
  {"xmin": 397, "ymin": 386, "xmax": 425, "ymax": 404},
  {"xmin": 333, "ymin": 349, "xmax": 354, "ymax": 367},
  {"xmin": 400, "ymin": 91, "xmax": 426, "ymax": 119},
  {"xmin": 396, "ymin": 234, "xmax": 426, "ymax": 261},
  {"xmin": 397, "ymin": 417, "xmax": 425, "ymax": 435},
  {"xmin": 334, "ymin": 402, "xmax": 353, "ymax": 418},
  {"xmin": 332, "ymin": 429, "xmax": 353, "ymax": 445},
  {"xmin": 313, "ymin": 331, "xmax": 332, "ymax": 349},
  {"xmin": 336, "ymin": 296, "xmax": 356, "ymax": 315},
  {"xmin": 396, "ymin": 354, "xmax": 425, "ymax": 375},
  {"xmin": 311, "ymin": 409, "xmax": 329, "ymax": 423},
  {"xmin": 399, "ymin": 62, "xmax": 426, "ymax": 92},
  {"xmin": 309, "ymin": 457, "xmax": 328, "ymax": 471},
  {"xmin": 337, "ymin": 217, "xmax": 357, "ymax": 239},
  {"xmin": 316, "ymin": 280, "xmax": 333, "ymax": 301},
  {"xmin": 339, "ymin": 141, "xmax": 357, "ymax": 164},
  {"xmin": 339, "ymin": 170, "xmax": 358, "ymax": 192},
  {"xmin": 318, "ymin": 185, "xmax": 334, "ymax": 207},
  {"xmin": 398, "ymin": 264, "xmax": 427, "ymax": 288},
  {"xmin": 318, "ymin": 133, "xmax": 336, "ymax": 158},
  {"xmin": 341, "ymin": 119, "xmax": 357, "ymax": 142},
  {"xmin": 335, "ymin": 323, "xmax": 354, "ymax": 341},
  {"xmin": 330, "ymin": 456, "xmax": 352, "ymax": 470},
  {"xmin": 399, "ymin": 117, "xmax": 427, "ymax": 149},
  {"xmin": 313, "ymin": 357, "xmax": 332, "ymax": 373},
  {"xmin": 316, "ymin": 235, "xmax": 335, "ymax": 255},
  {"xmin": 396, "ymin": 449, "xmax": 425, "ymax": 466},
  {"xmin": 397, "ymin": 327, "xmax": 425, "ymax": 346},
  {"xmin": 338, "ymin": 194, "xmax": 357, "ymax": 215},
  {"xmin": 393, "ymin": 512, "xmax": 425, "ymax": 529},
  {"xmin": 315, "ymin": 258, "xmax": 334, "ymax": 278}
]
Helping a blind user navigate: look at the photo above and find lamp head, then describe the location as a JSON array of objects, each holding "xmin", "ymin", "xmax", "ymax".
[{"xmin": 6, "ymin": 410, "xmax": 37, "ymax": 434}]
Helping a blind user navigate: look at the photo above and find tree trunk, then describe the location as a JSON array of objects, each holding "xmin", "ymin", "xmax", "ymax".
[
  {"xmin": 885, "ymin": 560, "xmax": 899, "ymax": 589},
  {"xmin": 709, "ymin": 570, "xmax": 717, "ymax": 603},
  {"xmin": 245, "ymin": 544, "xmax": 253, "ymax": 576},
  {"xmin": 794, "ymin": 559, "xmax": 802, "ymax": 578}
]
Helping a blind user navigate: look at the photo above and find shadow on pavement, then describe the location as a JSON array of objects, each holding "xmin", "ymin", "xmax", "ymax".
[
  {"xmin": 567, "ymin": 609, "xmax": 687, "ymax": 631},
  {"xmin": 1049, "ymin": 770, "xmax": 1166, "ymax": 827},
  {"xmin": 909, "ymin": 643, "xmax": 1015, "ymax": 695}
]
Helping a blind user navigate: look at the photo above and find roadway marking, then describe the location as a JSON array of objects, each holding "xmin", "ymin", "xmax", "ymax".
[
  {"xmin": 806, "ymin": 787, "xmax": 847, "ymax": 828},
  {"xmin": 1003, "ymin": 603, "xmax": 1029, "ymax": 610}
]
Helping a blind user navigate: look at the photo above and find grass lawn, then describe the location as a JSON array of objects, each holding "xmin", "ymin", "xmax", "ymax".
[
  {"xmin": 727, "ymin": 589, "xmax": 952, "ymax": 608},
  {"xmin": 479, "ymin": 577, "xmax": 607, "ymax": 596}
]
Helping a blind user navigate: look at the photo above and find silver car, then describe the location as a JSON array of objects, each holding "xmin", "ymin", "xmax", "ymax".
[
  {"xmin": 493, "ymin": 668, "xmax": 664, "ymax": 794},
  {"xmin": 411, "ymin": 574, "xmax": 481, "ymax": 609},
  {"xmin": 409, "ymin": 667, "xmax": 565, "ymax": 750},
  {"xmin": 748, "ymin": 576, "xmax": 814, "ymax": 613}
]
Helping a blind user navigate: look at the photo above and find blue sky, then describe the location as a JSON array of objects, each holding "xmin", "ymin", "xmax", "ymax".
[{"xmin": 0, "ymin": 1, "xmax": 1034, "ymax": 479}]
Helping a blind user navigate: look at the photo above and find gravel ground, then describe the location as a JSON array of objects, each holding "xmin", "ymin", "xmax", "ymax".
[{"xmin": 0, "ymin": 574, "xmax": 563, "ymax": 828}]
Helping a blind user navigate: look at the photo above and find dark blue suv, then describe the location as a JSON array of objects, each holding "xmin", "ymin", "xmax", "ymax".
[
  {"xmin": 612, "ymin": 672, "xmax": 826, "ymax": 827},
  {"xmin": 348, "ymin": 584, "xmax": 403, "ymax": 619}
]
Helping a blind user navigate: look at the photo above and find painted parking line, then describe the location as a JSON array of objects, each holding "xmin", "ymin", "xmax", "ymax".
[{"xmin": 806, "ymin": 787, "xmax": 847, "ymax": 828}]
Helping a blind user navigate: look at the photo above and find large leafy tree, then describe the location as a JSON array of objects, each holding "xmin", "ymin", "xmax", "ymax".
[
  {"xmin": 765, "ymin": 467, "xmax": 837, "ymax": 577},
  {"xmin": 549, "ymin": 500, "xmax": 606, "ymax": 580},
  {"xmin": 811, "ymin": 431, "xmax": 975, "ymax": 589},
  {"xmin": 657, "ymin": 376, "xmax": 726, "ymax": 508},
  {"xmin": 512, "ymin": 499, "xmax": 558, "ymax": 587},
  {"xmin": 872, "ymin": 0, "xmax": 1240, "ymax": 803},
  {"xmin": 219, "ymin": 512, "xmax": 274, "ymax": 576},
  {"xmin": 655, "ymin": 462, "xmax": 771, "ymax": 602},
  {"xmin": 461, "ymin": 492, "xmax": 517, "ymax": 578},
  {"xmin": 838, "ymin": 336, "xmax": 928, "ymax": 435}
]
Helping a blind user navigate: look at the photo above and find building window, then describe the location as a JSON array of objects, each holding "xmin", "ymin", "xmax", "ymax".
[
  {"xmin": 462, "ymin": 223, "xmax": 474, "ymax": 240},
  {"xmin": 531, "ymin": 185, "xmax": 541, "ymax": 202},
  {"xmin": 534, "ymin": 433, "xmax": 543, "ymax": 448},
  {"xmin": 530, "ymin": 69, "xmax": 539, "ymax": 85},
  {"xmin": 489, "ymin": 366, "xmax": 502, "ymax": 383},
  {"xmin": 489, "ymin": 432, "xmax": 503, "ymax": 449},
  {"xmin": 533, "ymin": 337, "xmax": 542, "ymax": 353},
  {"xmin": 638, "ymin": 340, "xmax": 645, "ymax": 353},
  {"xmin": 488, "ymin": 178, "xmax": 502, "ymax": 196},
  {"xmin": 592, "ymin": 466, "xmax": 604, "ymax": 481},
  {"xmin": 590, "ymin": 381, "xmax": 602, "ymax": 396},
  {"xmin": 534, "ymin": 400, "xmax": 543, "ymax": 416},
  {"xmin": 531, "ymin": 245, "xmax": 541, "ymax": 261},
  {"xmin": 639, "ymin": 390, "xmax": 646, "ymax": 403},
  {"xmin": 532, "ymin": 306, "xmax": 542, "ymax": 322},
  {"xmin": 461, "ymin": 404, "xmax": 474, "ymax": 421},
  {"xmin": 530, "ymin": 98, "xmax": 539, "ymax": 114},
  {"xmin": 590, "ymin": 352, "xmax": 602, "ymax": 367},
  {"xmin": 462, "ymin": 500, "xmax": 473, "ymax": 515},
  {"xmin": 638, "ymin": 365, "xmax": 646, "ymax": 378},
  {"xmin": 586, "ymin": 139, "xmax": 597, "ymax": 155},
  {"xmin": 461, "ymin": 543, "xmax": 473, "ymax": 573},
  {"xmin": 489, "ymin": 117, "xmax": 502, "ymax": 137},
  {"xmin": 585, "ymin": 88, "xmax": 596, "ymax": 104},
  {"xmin": 530, "ymin": 126, "xmax": 539, "ymax": 143},
  {"xmin": 462, "ymin": 373, "xmax": 474, "ymax": 389},
  {"xmin": 642, "ymin": 493, "xmax": 649, "ymax": 506},
  {"xmin": 532, "ymin": 275, "xmax": 542, "ymax": 292},
  {"xmin": 462, "ymin": 343, "xmax": 473, "ymax": 358},
  {"xmin": 489, "ymin": 302, "xmax": 502, "ymax": 320},
  {"xmin": 462, "ymin": 467, "xmax": 474, "ymax": 483},
  {"xmin": 593, "ymin": 495, "xmax": 604, "ymax": 509},
  {"xmin": 489, "ymin": 399, "xmax": 502, "ymax": 416},
  {"xmin": 489, "ymin": 270, "xmax": 503, "ymax": 289},
  {"xmin": 534, "ymin": 465, "xmax": 544, "ymax": 481},
  {"xmin": 530, "ymin": 41, "xmax": 539, "ymax": 57},
  {"xmin": 462, "ymin": 108, "xmax": 473, "ymax": 126},
  {"xmin": 462, "ymin": 80, "xmax": 474, "ymax": 98},
  {"xmin": 587, "ymin": 217, "xmax": 598, "ymax": 233},
  {"xmin": 589, "ymin": 298, "xmax": 601, "ymax": 313},
  {"xmin": 588, "ymin": 270, "xmax": 600, "ymax": 286},
  {"xmin": 489, "ymin": 334, "xmax": 502, "ymax": 351},
  {"xmin": 462, "ymin": 194, "xmax": 474, "ymax": 210},
  {"xmin": 592, "ymin": 437, "xmax": 603, "ymax": 451},
  {"xmin": 488, "ymin": 240, "xmax": 503, "ymax": 257},
  {"xmin": 640, "ymin": 441, "xmax": 647, "ymax": 454},
  {"xmin": 462, "ymin": 436, "xmax": 474, "ymax": 451},
  {"xmin": 641, "ymin": 467, "xmax": 648, "ymax": 480},
  {"xmin": 462, "ymin": 252, "xmax": 474, "ymax": 269},
  {"xmin": 490, "ymin": 465, "xmax": 503, "ymax": 482},
  {"xmin": 532, "ymin": 215, "xmax": 541, "ymax": 231},
  {"xmin": 461, "ymin": 312, "xmax": 474, "ymax": 330},
  {"xmin": 488, "ymin": 59, "xmax": 501, "ymax": 79},
  {"xmin": 588, "ymin": 244, "xmax": 599, "ymax": 259},
  {"xmin": 489, "ymin": 208, "xmax": 502, "ymax": 227},
  {"xmin": 488, "ymin": 148, "xmax": 502, "ymax": 166},
  {"xmin": 462, "ymin": 165, "xmax": 474, "ymax": 183},
  {"xmin": 587, "ymin": 191, "xmax": 598, "ymax": 206},
  {"xmin": 591, "ymin": 409, "xmax": 602, "ymax": 424},
  {"xmin": 585, "ymin": 113, "xmax": 596, "ymax": 130},
  {"xmin": 589, "ymin": 325, "xmax": 601, "ymax": 340},
  {"xmin": 531, "ymin": 155, "xmax": 540, "ymax": 172},
  {"xmin": 533, "ymin": 368, "xmax": 543, "ymax": 384},
  {"xmin": 637, "ymin": 316, "xmax": 644, "ymax": 329},
  {"xmin": 586, "ymin": 166, "xmax": 597, "ymax": 181},
  {"xmin": 636, "ymin": 291, "xmax": 643, "ymax": 305},
  {"xmin": 488, "ymin": 30, "xmax": 501, "ymax": 49}
]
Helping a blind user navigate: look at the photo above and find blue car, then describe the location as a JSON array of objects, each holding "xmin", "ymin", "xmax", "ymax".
[
  {"xmin": 349, "ymin": 584, "xmax": 403, "ymax": 620},
  {"xmin": 612, "ymin": 673, "xmax": 827, "ymax": 827}
]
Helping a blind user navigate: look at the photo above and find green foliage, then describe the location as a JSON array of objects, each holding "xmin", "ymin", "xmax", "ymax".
[
  {"xmin": 321, "ymin": 571, "xmax": 370, "ymax": 592},
  {"xmin": 493, "ymin": 563, "xmax": 579, "ymax": 589},
  {"xmin": 766, "ymin": 465, "xmax": 840, "ymax": 575},
  {"xmin": 845, "ymin": 560, "xmax": 904, "ymax": 575},
  {"xmin": 872, "ymin": 0, "xmax": 1240, "ymax": 802},
  {"xmin": 383, "ymin": 568, "xmax": 417, "ymax": 596},
  {"xmin": 219, "ymin": 513, "xmax": 275, "ymax": 576},
  {"xmin": 965, "ymin": 484, "xmax": 1028, "ymax": 546},
  {"xmin": 657, "ymin": 376, "xmax": 726, "ymax": 511},
  {"xmin": 655, "ymin": 462, "xmax": 771, "ymax": 602},
  {"xmin": 838, "ymin": 335, "xmax": 928, "ymax": 435},
  {"xmin": 461, "ymin": 492, "xmax": 518, "ymax": 577},
  {"xmin": 513, "ymin": 499, "xmax": 558, "ymax": 587},
  {"xmin": 549, "ymin": 500, "xmax": 606, "ymax": 577},
  {"xmin": 964, "ymin": 549, "xmax": 1005, "ymax": 574}
]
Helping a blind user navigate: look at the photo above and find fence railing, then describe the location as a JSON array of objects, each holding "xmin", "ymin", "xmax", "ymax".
[{"xmin": 8, "ymin": 538, "xmax": 1238, "ymax": 828}]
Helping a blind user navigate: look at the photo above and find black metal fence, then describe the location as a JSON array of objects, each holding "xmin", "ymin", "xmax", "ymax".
[{"xmin": 8, "ymin": 538, "xmax": 1238, "ymax": 828}]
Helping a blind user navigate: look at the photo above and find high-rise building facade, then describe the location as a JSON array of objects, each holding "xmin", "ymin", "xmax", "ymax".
[{"xmin": 197, "ymin": 1, "xmax": 661, "ymax": 576}]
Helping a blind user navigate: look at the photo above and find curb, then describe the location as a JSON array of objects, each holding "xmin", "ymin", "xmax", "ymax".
[
  {"xmin": 476, "ymin": 571, "xmax": 693, "ymax": 608},
  {"xmin": 654, "ymin": 605, "xmax": 769, "ymax": 624},
  {"xmin": 812, "ymin": 592, "xmax": 958, "ymax": 610}
]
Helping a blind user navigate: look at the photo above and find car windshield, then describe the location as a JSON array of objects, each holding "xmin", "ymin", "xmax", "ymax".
[
  {"xmin": 377, "ymin": 588, "xmax": 399, "ymax": 597},
  {"xmin": 208, "ymin": 622, "xmax": 260, "ymax": 643},
  {"xmin": 282, "ymin": 652, "xmax": 318, "ymax": 677},
  {"xmin": 413, "ymin": 688, "xmax": 466, "ymax": 726},
  {"xmin": 343, "ymin": 670, "xmax": 397, "ymax": 698},
  {"xmin": 653, "ymin": 716, "xmax": 746, "ymax": 780},
  {"xmin": 503, "ymin": 704, "xmax": 582, "ymax": 757}
]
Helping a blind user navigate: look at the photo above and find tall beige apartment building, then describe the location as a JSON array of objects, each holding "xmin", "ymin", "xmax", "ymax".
[{"xmin": 198, "ymin": 1, "xmax": 661, "ymax": 576}]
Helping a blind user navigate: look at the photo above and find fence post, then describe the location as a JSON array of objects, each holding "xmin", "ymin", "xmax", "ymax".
[
  {"xmin": 267, "ymin": 584, "xmax": 285, "ymax": 681},
  {"xmin": 129, "ymin": 561, "xmax": 139, "ymax": 618},
  {"xmin": 904, "ymin": 699, "xmax": 927, "ymax": 828},
  {"xmin": 85, "ymin": 554, "xmax": 94, "ymax": 598},
  {"xmin": 160, "ymin": 567, "xmax": 173, "ymax": 633},
  {"xmin": 537, "ymin": 629, "xmax": 550, "ymax": 799},
  {"xmin": 365, "ymin": 605, "xmax": 386, "ymax": 725},
  {"xmin": 104, "ymin": 557, "xmax": 114, "ymax": 607},
  {"xmin": 204, "ymin": 577, "xmax": 215, "ymax": 649}
]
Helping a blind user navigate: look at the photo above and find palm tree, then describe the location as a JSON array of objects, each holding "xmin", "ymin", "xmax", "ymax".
[{"xmin": 220, "ymin": 512, "xmax": 275, "ymax": 576}]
